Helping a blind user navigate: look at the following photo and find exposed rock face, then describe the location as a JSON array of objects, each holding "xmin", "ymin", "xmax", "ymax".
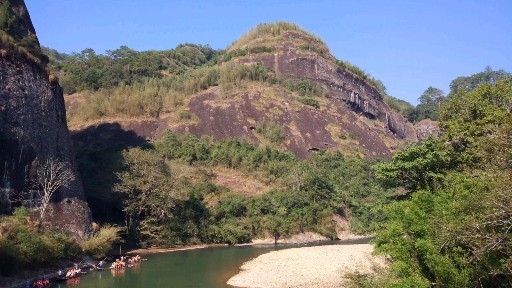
[
  {"xmin": 0, "ymin": 0, "xmax": 91, "ymax": 237},
  {"xmin": 0, "ymin": 0, "xmax": 37, "ymax": 40},
  {"xmin": 68, "ymin": 27, "xmax": 420, "ymax": 159},
  {"xmin": 414, "ymin": 119, "xmax": 439, "ymax": 140},
  {"xmin": 234, "ymin": 32, "xmax": 416, "ymax": 141},
  {"xmin": 171, "ymin": 30, "xmax": 417, "ymax": 158}
]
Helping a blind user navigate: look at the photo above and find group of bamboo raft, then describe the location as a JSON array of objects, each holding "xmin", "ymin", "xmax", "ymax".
[
  {"xmin": 107, "ymin": 254, "xmax": 145, "ymax": 269},
  {"xmin": 56, "ymin": 255, "xmax": 146, "ymax": 280},
  {"xmin": 25, "ymin": 255, "xmax": 148, "ymax": 287}
]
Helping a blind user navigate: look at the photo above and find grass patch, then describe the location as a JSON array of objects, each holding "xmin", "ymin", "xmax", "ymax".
[
  {"xmin": 230, "ymin": 21, "xmax": 326, "ymax": 51},
  {"xmin": 284, "ymin": 79, "xmax": 325, "ymax": 97},
  {"xmin": 255, "ymin": 121, "xmax": 286, "ymax": 144}
]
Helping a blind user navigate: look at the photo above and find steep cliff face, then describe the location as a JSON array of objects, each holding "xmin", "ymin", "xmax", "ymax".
[
  {"xmin": 170, "ymin": 28, "xmax": 417, "ymax": 158},
  {"xmin": 0, "ymin": 0, "xmax": 91, "ymax": 237},
  {"xmin": 233, "ymin": 30, "xmax": 417, "ymax": 141}
]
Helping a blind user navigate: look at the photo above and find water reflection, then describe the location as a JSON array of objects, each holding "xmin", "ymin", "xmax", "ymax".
[
  {"xmin": 110, "ymin": 268, "xmax": 125, "ymax": 278},
  {"xmin": 65, "ymin": 239, "xmax": 371, "ymax": 288},
  {"xmin": 65, "ymin": 277, "xmax": 80, "ymax": 286}
]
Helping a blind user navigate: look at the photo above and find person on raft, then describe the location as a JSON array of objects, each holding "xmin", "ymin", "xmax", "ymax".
[{"xmin": 65, "ymin": 267, "xmax": 81, "ymax": 278}]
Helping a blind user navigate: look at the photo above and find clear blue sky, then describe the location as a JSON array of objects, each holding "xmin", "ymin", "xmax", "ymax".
[{"xmin": 25, "ymin": 0, "xmax": 511, "ymax": 104}]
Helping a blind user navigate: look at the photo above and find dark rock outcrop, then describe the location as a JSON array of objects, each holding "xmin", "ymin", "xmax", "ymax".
[{"xmin": 0, "ymin": 0, "xmax": 91, "ymax": 237}]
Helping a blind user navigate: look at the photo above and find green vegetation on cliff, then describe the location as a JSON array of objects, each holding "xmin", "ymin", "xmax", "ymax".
[
  {"xmin": 384, "ymin": 67, "xmax": 511, "ymax": 123},
  {"xmin": 0, "ymin": 1, "xmax": 47, "ymax": 68},
  {"xmin": 229, "ymin": 21, "xmax": 326, "ymax": 52},
  {"xmin": 44, "ymin": 44, "xmax": 221, "ymax": 94}
]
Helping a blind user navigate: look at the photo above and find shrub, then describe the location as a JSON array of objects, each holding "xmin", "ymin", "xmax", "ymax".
[
  {"xmin": 81, "ymin": 225, "xmax": 122, "ymax": 259},
  {"xmin": 284, "ymin": 79, "xmax": 325, "ymax": 97},
  {"xmin": 297, "ymin": 96, "xmax": 320, "ymax": 109},
  {"xmin": 179, "ymin": 111, "xmax": 195, "ymax": 120}
]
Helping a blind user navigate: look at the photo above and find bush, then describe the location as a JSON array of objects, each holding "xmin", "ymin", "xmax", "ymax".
[
  {"xmin": 297, "ymin": 96, "xmax": 320, "ymax": 109},
  {"xmin": 284, "ymin": 79, "xmax": 325, "ymax": 97},
  {"xmin": 81, "ymin": 225, "xmax": 122, "ymax": 259}
]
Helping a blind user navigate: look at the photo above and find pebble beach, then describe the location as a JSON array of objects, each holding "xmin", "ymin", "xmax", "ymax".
[{"xmin": 227, "ymin": 244, "xmax": 385, "ymax": 288}]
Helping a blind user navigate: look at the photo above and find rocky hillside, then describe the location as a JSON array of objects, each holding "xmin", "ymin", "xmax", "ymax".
[
  {"xmin": 181, "ymin": 23, "xmax": 417, "ymax": 158},
  {"xmin": 66, "ymin": 22, "xmax": 422, "ymax": 159},
  {"xmin": 0, "ymin": 0, "xmax": 91, "ymax": 237}
]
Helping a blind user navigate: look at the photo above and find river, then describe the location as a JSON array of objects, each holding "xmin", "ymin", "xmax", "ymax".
[{"xmin": 56, "ymin": 238, "xmax": 370, "ymax": 288}]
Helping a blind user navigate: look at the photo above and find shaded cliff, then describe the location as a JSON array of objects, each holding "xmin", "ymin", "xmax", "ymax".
[{"xmin": 0, "ymin": 0, "xmax": 91, "ymax": 237}]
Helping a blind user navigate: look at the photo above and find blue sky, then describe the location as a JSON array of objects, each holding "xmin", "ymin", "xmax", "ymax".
[{"xmin": 25, "ymin": 0, "xmax": 511, "ymax": 104}]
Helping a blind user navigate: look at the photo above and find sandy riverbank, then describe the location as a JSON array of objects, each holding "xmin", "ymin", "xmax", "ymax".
[{"xmin": 227, "ymin": 243, "xmax": 386, "ymax": 288}]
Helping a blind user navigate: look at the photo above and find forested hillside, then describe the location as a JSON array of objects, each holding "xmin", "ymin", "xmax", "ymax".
[{"xmin": 359, "ymin": 72, "xmax": 512, "ymax": 287}]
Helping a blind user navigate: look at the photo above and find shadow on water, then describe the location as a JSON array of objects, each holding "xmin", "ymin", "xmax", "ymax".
[{"xmin": 62, "ymin": 238, "xmax": 372, "ymax": 288}]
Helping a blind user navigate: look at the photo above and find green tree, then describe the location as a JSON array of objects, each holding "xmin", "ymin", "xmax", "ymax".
[
  {"xmin": 408, "ymin": 87, "xmax": 445, "ymax": 122},
  {"xmin": 374, "ymin": 77, "xmax": 512, "ymax": 287},
  {"xmin": 115, "ymin": 148, "xmax": 180, "ymax": 246},
  {"xmin": 375, "ymin": 137, "xmax": 459, "ymax": 192},
  {"xmin": 449, "ymin": 66, "xmax": 511, "ymax": 96}
]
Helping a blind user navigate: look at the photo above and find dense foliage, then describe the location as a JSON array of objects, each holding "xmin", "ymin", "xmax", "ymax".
[
  {"xmin": 406, "ymin": 87, "xmax": 445, "ymax": 122},
  {"xmin": 80, "ymin": 225, "xmax": 123, "ymax": 259},
  {"xmin": 0, "ymin": 207, "xmax": 123, "ymax": 276},
  {"xmin": 373, "ymin": 77, "xmax": 512, "ymax": 287},
  {"xmin": 385, "ymin": 68, "xmax": 511, "ymax": 123},
  {"xmin": 43, "ymin": 44, "xmax": 221, "ymax": 94},
  {"xmin": 80, "ymin": 131, "xmax": 389, "ymax": 247}
]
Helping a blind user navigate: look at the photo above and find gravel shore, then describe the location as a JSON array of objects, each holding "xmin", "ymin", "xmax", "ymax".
[{"xmin": 227, "ymin": 244, "xmax": 385, "ymax": 288}]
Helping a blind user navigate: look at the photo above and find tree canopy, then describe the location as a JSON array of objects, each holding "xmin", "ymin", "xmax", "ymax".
[{"xmin": 374, "ymin": 77, "xmax": 512, "ymax": 287}]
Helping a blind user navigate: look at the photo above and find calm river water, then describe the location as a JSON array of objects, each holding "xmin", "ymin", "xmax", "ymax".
[{"xmin": 57, "ymin": 238, "xmax": 370, "ymax": 288}]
